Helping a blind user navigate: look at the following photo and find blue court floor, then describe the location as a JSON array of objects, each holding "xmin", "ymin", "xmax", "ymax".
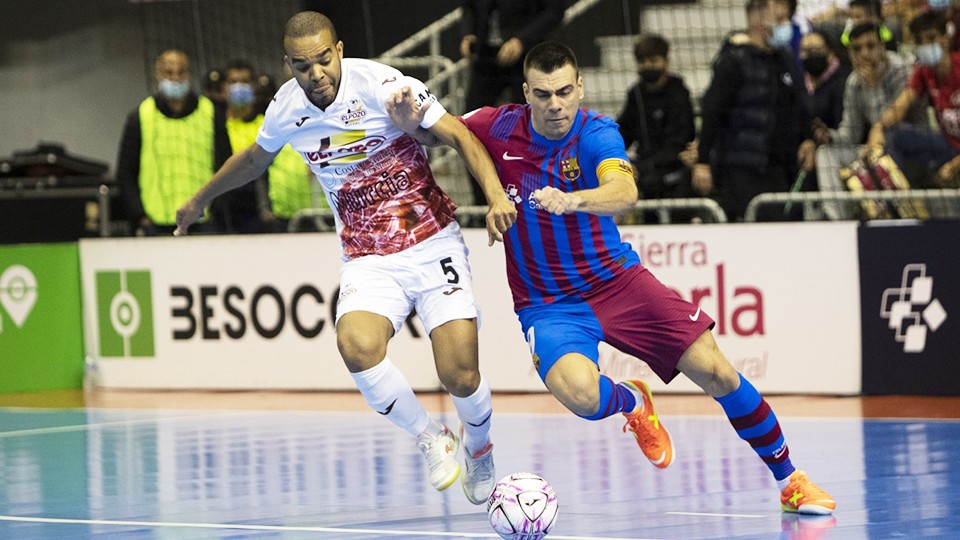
[{"xmin": 1, "ymin": 401, "xmax": 958, "ymax": 539}]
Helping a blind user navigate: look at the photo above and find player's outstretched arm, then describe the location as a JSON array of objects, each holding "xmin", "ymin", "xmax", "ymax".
[
  {"xmin": 175, "ymin": 143, "xmax": 279, "ymax": 236},
  {"xmin": 428, "ymin": 114, "xmax": 517, "ymax": 245},
  {"xmin": 533, "ymin": 159, "xmax": 638, "ymax": 216}
]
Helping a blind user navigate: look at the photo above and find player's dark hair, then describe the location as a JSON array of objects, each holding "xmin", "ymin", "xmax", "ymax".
[
  {"xmin": 909, "ymin": 10, "xmax": 948, "ymax": 39},
  {"xmin": 284, "ymin": 11, "xmax": 338, "ymax": 42},
  {"xmin": 848, "ymin": 22, "xmax": 882, "ymax": 43},
  {"xmin": 634, "ymin": 34, "xmax": 670, "ymax": 61},
  {"xmin": 524, "ymin": 42, "xmax": 579, "ymax": 78}
]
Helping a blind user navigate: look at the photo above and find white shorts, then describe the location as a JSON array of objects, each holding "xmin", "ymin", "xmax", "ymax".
[{"xmin": 335, "ymin": 222, "xmax": 480, "ymax": 335}]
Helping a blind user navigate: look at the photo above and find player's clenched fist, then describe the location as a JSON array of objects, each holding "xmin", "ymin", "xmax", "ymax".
[{"xmin": 533, "ymin": 186, "xmax": 581, "ymax": 215}]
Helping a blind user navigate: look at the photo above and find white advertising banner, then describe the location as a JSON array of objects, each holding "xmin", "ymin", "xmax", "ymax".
[
  {"xmin": 80, "ymin": 221, "xmax": 861, "ymax": 394},
  {"xmin": 466, "ymin": 222, "xmax": 862, "ymax": 395},
  {"xmin": 79, "ymin": 234, "xmax": 438, "ymax": 390}
]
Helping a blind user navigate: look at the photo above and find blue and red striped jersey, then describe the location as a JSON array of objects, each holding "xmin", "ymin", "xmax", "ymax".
[{"xmin": 461, "ymin": 104, "xmax": 640, "ymax": 311}]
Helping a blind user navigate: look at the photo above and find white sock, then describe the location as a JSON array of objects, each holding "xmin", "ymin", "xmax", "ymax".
[
  {"xmin": 350, "ymin": 357, "xmax": 430, "ymax": 437},
  {"xmin": 451, "ymin": 374, "xmax": 493, "ymax": 455},
  {"xmin": 777, "ymin": 476, "xmax": 792, "ymax": 491}
]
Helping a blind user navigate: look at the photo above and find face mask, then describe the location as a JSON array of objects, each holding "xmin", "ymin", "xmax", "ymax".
[
  {"xmin": 639, "ymin": 68, "xmax": 665, "ymax": 84},
  {"xmin": 227, "ymin": 82, "xmax": 255, "ymax": 105},
  {"xmin": 769, "ymin": 23, "xmax": 794, "ymax": 47},
  {"xmin": 158, "ymin": 79, "xmax": 190, "ymax": 100},
  {"xmin": 928, "ymin": 0, "xmax": 951, "ymax": 10},
  {"xmin": 803, "ymin": 55, "xmax": 830, "ymax": 76},
  {"xmin": 916, "ymin": 43, "xmax": 944, "ymax": 66}
]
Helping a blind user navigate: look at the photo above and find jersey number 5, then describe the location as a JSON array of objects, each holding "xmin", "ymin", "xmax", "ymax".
[{"xmin": 439, "ymin": 257, "xmax": 460, "ymax": 284}]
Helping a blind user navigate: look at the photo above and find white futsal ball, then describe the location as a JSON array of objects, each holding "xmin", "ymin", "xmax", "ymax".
[{"xmin": 486, "ymin": 472, "xmax": 559, "ymax": 540}]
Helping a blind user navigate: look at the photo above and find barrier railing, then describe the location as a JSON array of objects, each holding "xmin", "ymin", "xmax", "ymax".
[{"xmin": 744, "ymin": 189, "xmax": 960, "ymax": 222}]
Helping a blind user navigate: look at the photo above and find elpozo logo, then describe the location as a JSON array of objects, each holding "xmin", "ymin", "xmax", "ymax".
[
  {"xmin": 95, "ymin": 270, "xmax": 155, "ymax": 357},
  {"xmin": 880, "ymin": 263, "xmax": 948, "ymax": 353},
  {"xmin": 0, "ymin": 265, "xmax": 38, "ymax": 334}
]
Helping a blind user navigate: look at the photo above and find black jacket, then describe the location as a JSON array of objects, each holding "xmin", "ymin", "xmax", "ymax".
[
  {"xmin": 617, "ymin": 75, "xmax": 695, "ymax": 175},
  {"xmin": 698, "ymin": 34, "xmax": 812, "ymax": 173},
  {"xmin": 807, "ymin": 64, "xmax": 851, "ymax": 130}
]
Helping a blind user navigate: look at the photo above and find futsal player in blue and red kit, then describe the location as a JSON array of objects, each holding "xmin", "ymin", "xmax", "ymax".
[{"xmin": 387, "ymin": 41, "xmax": 835, "ymax": 515}]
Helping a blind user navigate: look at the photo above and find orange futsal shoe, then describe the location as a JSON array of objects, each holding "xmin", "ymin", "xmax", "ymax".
[
  {"xmin": 780, "ymin": 470, "xmax": 836, "ymax": 515},
  {"xmin": 621, "ymin": 379, "xmax": 674, "ymax": 469}
]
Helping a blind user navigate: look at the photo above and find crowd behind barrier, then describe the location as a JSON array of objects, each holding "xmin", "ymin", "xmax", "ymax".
[{"xmin": 5, "ymin": 0, "xmax": 960, "ymax": 245}]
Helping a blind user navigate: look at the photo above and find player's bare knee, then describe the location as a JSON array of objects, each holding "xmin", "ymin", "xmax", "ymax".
[
  {"xmin": 337, "ymin": 331, "xmax": 387, "ymax": 372},
  {"xmin": 439, "ymin": 368, "xmax": 481, "ymax": 397},
  {"xmin": 554, "ymin": 379, "xmax": 599, "ymax": 417}
]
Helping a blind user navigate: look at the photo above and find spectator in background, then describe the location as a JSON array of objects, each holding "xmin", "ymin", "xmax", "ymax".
[
  {"xmin": 460, "ymin": 0, "xmax": 564, "ymax": 206},
  {"xmin": 115, "ymin": 49, "xmax": 231, "ymax": 236},
  {"xmin": 616, "ymin": 34, "xmax": 696, "ymax": 223},
  {"xmin": 867, "ymin": 10, "xmax": 960, "ymax": 216},
  {"xmin": 841, "ymin": 0, "xmax": 898, "ymax": 50},
  {"xmin": 694, "ymin": 0, "xmax": 816, "ymax": 221},
  {"xmin": 814, "ymin": 22, "xmax": 924, "ymax": 219},
  {"xmin": 218, "ymin": 59, "xmax": 266, "ymax": 234},
  {"xmin": 800, "ymin": 31, "xmax": 850, "ymax": 219},
  {"xmin": 802, "ymin": 31, "xmax": 850, "ymax": 132},
  {"xmin": 770, "ymin": 0, "xmax": 808, "ymax": 61},
  {"xmin": 868, "ymin": 10, "xmax": 960, "ymax": 188},
  {"xmin": 926, "ymin": 0, "xmax": 960, "ymax": 52}
]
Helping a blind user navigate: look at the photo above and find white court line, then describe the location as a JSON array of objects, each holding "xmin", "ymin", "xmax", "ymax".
[
  {"xmin": 666, "ymin": 511, "xmax": 765, "ymax": 519},
  {"xmin": 0, "ymin": 515, "xmax": 659, "ymax": 540},
  {"xmin": 0, "ymin": 412, "xmax": 258, "ymax": 439}
]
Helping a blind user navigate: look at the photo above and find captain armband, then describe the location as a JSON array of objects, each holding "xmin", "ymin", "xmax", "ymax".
[{"xmin": 596, "ymin": 158, "xmax": 634, "ymax": 179}]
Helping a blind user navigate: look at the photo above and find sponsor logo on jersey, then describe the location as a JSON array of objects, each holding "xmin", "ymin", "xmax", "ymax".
[
  {"xmin": 340, "ymin": 99, "xmax": 367, "ymax": 125},
  {"xmin": 303, "ymin": 131, "xmax": 386, "ymax": 168}
]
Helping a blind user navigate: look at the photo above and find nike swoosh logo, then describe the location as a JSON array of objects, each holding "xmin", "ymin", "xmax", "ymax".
[
  {"xmin": 651, "ymin": 451, "xmax": 667, "ymax": 466},
  {"xmin": 502, "ymin": 152, "xmax": 523, "ymax": 161},
  {"xmin": 377, "ymin": 398, "xmax": 398, "ymax": 415},
  {"xmin": 688, "ymin": 307, "xmax": 701, "ymax": 322},
  {"xmin": 466, "ymin": 412, "xmax": 492, "ymax": 428}
]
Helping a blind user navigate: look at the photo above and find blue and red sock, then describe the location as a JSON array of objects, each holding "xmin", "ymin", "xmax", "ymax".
[
  {"xmin": 578, "ymin": 375, "xmax": 638, "ymax": 421},
  {"xmin": 716, "ymin": 372, "xmax": 795, "ymax": 482}
]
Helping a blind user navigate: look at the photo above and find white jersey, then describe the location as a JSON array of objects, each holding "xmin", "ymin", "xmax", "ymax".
[{"xmin": 257, "ymin": 58, "xmax": 458, "ymax": 259}]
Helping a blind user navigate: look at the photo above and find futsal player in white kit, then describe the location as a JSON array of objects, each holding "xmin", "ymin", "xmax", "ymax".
[{"xmin": 175, "ymin": 11, "xmax": 517, "ymax": 505}]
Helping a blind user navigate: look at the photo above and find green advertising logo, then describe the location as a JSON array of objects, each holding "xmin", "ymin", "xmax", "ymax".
[
  {"xmin": 96, "ymin": 270, "xmax": 155, "ymax": 357},
  {"xmin": 0, "ymin": 265, "xmax": 39, "ymax": 334}
]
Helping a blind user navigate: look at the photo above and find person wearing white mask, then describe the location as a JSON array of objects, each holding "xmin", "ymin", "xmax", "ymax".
[
  {"xmin": 868, "ymin": 10, "xmax": 960, "ymax": 208},
  {"xmin": 207, "ymin": 59, "xmax": 268, "ymax": 234},
  {"xmin": 222, "ymin": 59, "xmax": 319, "ymax": 233},
  {"xmin": 115, "ymin": 49, "xmax": 232, "ymax": 236},
  {"xmin": 769, "ymin": 0, "xmax": 809, "ymax": 63}
]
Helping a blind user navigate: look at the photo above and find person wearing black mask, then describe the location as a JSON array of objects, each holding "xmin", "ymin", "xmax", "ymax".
[
  {"xmin": 616, "ymin": 34, "xmax": 696, "ymax": 223},
  {"xmin": 796, "ymin": 31, "xmax": 850, "ymax": 218},
  {"xmin": 801, "ymin": 31, "xmax": 850, "ymax": 134}
]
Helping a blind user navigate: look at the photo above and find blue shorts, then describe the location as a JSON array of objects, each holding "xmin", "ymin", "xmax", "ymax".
[{"xmin": 517, "ymin": 265, "xmax": 715, "ymax": 384}]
